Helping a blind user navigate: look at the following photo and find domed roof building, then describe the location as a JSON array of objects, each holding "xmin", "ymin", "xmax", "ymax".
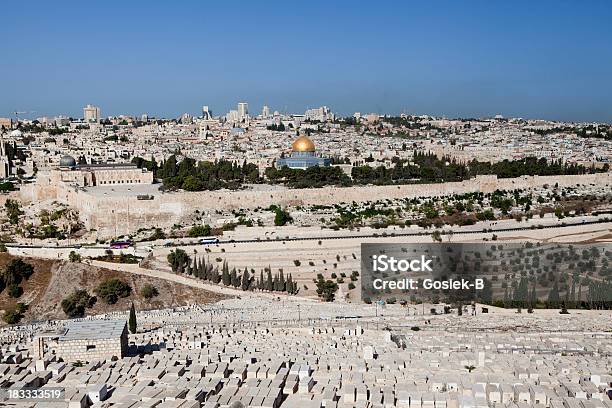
[
  {"xmin": 276, "ymin": 134, "xmax": 330, "ymax": 169},
  {"xmin": 291, "ymin": 135, "xmax": 316, "ymax": 153},
  {"xmin": 59, "ymin": 155, "xmax": 77, "ymax": 168}
]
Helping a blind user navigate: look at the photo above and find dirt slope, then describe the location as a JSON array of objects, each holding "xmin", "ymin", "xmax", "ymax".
[{"xmin": 0, "ymin": 254, "xmax": 226, "ymax": 324}]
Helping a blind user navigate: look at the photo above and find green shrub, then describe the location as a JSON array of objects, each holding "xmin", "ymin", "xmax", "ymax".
[
  {"xmin": 3, "ymin": 304, "xmax": 27, "ymax": 324},
  {"xmin": 1, "ymin": 259, "xmax": 34, "ymax": 290},
  {"xmin": 3, "ymin": 309, "xmax": 22, "ymax": 324},
  {"xmin": 61, "ymin": 289, "xmax": 95, "ymax": 318},
  {"xmin": 140, "ymin": 284, "xmax": 159, "ymax": 300},
  {"xmin": 68, "ymin": 251, "xmax": 82, "ymax": 262},
  {"xmin": 147, "ymin": 228, "xmax": 166, "ymax": 241},
  {"xmin": 15, "ymin": 303, "xmax": 28, "ymax": 314},
  {"xmin": 188, "ymin": 224, "xmax": 211, "ymax": 237},
  {"xmin": 315, "ymin": 278, "xmax": 338, "ymax": 302},
  {"xmin": 7, "ymin": 284, "xmax": 23, "ymax": 298},
  {"xmin": 95, "ymin": 279, "xmax": 131, "ymax": 304},
  {"xmin": 273, "ymin": 207, "xmax": 292, "ymax": 226},
  {"xmin": 167, "ymin": 249, "xmax": 190, "ymax": 273}
]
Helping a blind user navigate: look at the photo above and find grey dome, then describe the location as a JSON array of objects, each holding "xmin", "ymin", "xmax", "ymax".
[{"xmin": 59, "ymin": 155, "xmax": 76, "ymax": 168}]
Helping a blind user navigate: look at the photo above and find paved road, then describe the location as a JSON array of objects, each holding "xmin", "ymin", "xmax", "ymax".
[
  {"xmin": 6, "ymin": 216, "xmax": 611, "ymax": 250},
  {"xmin": 87, "ymin": 260, "xmax": 320, "ymax": 301},
  {"xmin": 214, "ymin": 218, "xmax": 611, "ymax": 245},
  {"xmin": 88, "ymin": 260, "xmax": 256, "ymax": 297}
]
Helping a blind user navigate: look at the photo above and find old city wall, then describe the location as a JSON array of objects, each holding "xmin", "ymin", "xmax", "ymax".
[
  {"xmin": 19, "ymin": 173, "xmax": 60, "ymax": 202},
  {"xmin": 21, "ymin": 173, "xmax": 612, "ymax": 237},
  {"xmin": 157, "ymin": 172, "xmax": 611, "ymax": 211}
]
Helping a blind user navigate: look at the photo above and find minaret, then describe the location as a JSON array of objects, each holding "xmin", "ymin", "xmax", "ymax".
[
  {"xmin": 0, "ymin": 129, "xmax": 8, "ymax": 178},
  {"xmin": 0, "ymin": 127, "xmax": 5, "ymax": 156}
]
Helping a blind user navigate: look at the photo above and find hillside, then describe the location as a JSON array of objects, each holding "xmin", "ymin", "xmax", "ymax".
[{"xmin": 0, "ymin": 254, "xmax": 227, "ymax": 324}]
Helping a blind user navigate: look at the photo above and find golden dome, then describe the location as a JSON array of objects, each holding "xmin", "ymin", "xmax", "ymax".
[{"xmin": 291, "ymin": 135, "xmax": 316, "ymax": 152}]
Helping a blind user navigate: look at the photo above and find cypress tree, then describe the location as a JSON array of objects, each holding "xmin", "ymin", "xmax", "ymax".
[
  {"xmin": 515, "ymin": 276, "xmax": 528, "ymax": 308},
  {"xmin": 279, "ymin": 271, "xmax": 285, "ymax": 292},
  {"xmin": 230, "ymin": 268, "xmax": 238, "ymax": 287},
  {"xmin": 503, "ymin": 286, "xmax": 509, "ymax": 308},
  {"xmin": 193, "ymin": 257, "xmax": 199, "ymax": 278},
  {"xmin": 548, "ymin": 280, "xmax": 560, "ymax": 308},
  {"xmin": 241, "ymin": 269, "xmax": 250, "ymax": 291},
  {"xmin": 203, "ymin": 258, "xmax": 210, "ymax": 280},
  {"xmin": 222, "ymin": 262, "xmax": 231, "ymax": 286},
  {"xmin": 570, "ymin": 272, "xmax": 577, "ymax": 307},
  {"xmin": 128, "ymin": 302, "xmax": 137, "ymax": 334}
]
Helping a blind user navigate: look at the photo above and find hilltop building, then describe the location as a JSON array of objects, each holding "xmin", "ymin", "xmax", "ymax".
[
  {"xmin": 262, "ymin": 105, "xmax": 270, "ymax": 118},
  {"xmin": 237, "ymin": 102, "xmax": 249, "ymax": 121},
  {"xmin": 304, "ymin": 106, "xmax": 333, "ymax": 122},
  {"xmin": 276, "ymin": 134, "xmax": 331, "ymax": 169},
  {"xmin": 52, "ymin": 155, "xmax": 153, "ymax": 187},
  {"xmin": 83, "ymin": 104, "xmax": 101, "ymax": 123},
  {"xmin": 202, "ymin": 106, "xmax": 213, "ymax": 120},
  {"xmin": 0, "ymin": 117, "xmax": 12, "ymax": 129}
]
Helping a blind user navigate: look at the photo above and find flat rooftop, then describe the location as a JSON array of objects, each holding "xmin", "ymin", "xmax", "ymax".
[
  {"xmin": 80, "ymin": 183, "xmax": 291, "ymax": 198},
  {"xmin": 59, "ymin": 320, "xmax": 126, "ymax": 341},
  {"xmin": 82, "ymin": 184, "xmax": 161, "ymax": 198},
  {"xmin": 76, "ymin": 163, "xmax": 139, "ymax": 170}
]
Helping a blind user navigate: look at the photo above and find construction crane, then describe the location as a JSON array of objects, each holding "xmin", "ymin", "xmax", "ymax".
[{"xmin": 13, "ymin": 110, "xmax": 36, "ymax": 122}]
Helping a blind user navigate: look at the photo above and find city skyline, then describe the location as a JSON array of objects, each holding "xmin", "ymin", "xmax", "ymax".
[
  {"xmin": 3, "ymin": 1, "xmax": 612, "ymax": 122},
  {"xmin": 1, "ymin": 2, "xmax": 611, "ymax": 400}
]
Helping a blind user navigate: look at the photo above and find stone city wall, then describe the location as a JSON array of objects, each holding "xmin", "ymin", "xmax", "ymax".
[{"xmin": 20, "ymin": 172, "xmax": 612, "ymax": 238}]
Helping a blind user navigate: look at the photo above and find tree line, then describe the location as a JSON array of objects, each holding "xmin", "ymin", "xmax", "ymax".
[
  {"xmin": 134, "ymin": 151, "xmax": 606, "ymax": 191},
  {"xmin": 132, "ymin": 155, "xmax": 261, "ymax": 191},
  {"xmin": 168, "ymin": 249, "xmax": 298, "ymax": 294},
  {"xmin": 265, "ymin": 165, "xmax": 351, "ymax": 188},
  {"xmin": 351, "ymin": 152, "xmax": 604, "ymax": 185}
]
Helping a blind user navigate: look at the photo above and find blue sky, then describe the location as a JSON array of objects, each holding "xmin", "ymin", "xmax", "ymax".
[{"xmin": 2, "ymin": 0, "xmax": 612, "ymax": 122}]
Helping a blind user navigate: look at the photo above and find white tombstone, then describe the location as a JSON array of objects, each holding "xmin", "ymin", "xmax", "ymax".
[
  {"xmin": 477, "ymin": 352, "xmax": 485, "ymax": 367},
  {"xmin": 364, "ymin": 346, "xmax": 374, "ymax": 361}
]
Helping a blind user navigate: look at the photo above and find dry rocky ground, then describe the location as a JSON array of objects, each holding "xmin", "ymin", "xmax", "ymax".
[{"xmin": 0, "ymin": 253, "xmax": 227, "ymax": 324}]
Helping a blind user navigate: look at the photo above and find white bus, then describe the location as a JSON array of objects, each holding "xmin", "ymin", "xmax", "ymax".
[{"xmin": 199, "ymin": 237, "xmax": 220, "ymax": 245}]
